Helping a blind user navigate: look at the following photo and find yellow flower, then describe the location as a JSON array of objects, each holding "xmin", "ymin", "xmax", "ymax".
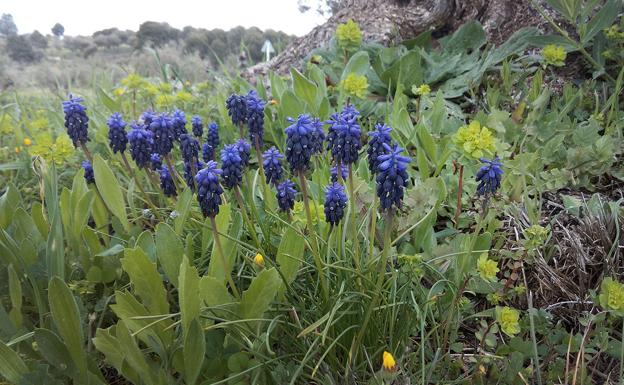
[
  {"xmin": 269, "ymin": 99, "xmax": 278, "ymax": 106},
  {"xmin": 144, "ymin": 84, "xmax": 159, "ymax": 97},
  {"xmin": 477, "ymin": 254, "xmax": 499, "ymax": 282},
  {"xmin": 523, "ymin": 224, "xmax": 549, "ymax": 248},
  {"xmin": 495, "ymin": 306, "xmax": 520, "ymax": 336},
  {"xmin": 23, "ymin": 137, "xmax": 32, "ymax": 146},
  {"xmin": 14, "ymin": 146, "xmax": 21, "ymax": 154},
  {"xmin": 382, "ymin": 351, "xmax": 396, "ymax": 371},
  {"xmin": 176, "ymin": 91, "xmax": 194, "ymax": 104},
  {"xmin": 542, "ymin": 44, "xmax": 566, "ymax": 67},
  {"xmin": 453, "ymin": 120, "xmax": 496, "ymax": 159},
  {"xmin": 157, "ymin": 82, "xmax": 173, "ymax": 93},
  {"xmin": 0, "ymin": 115, "xmax": 13, "ymax": 134},
  {"xmin": 113, "ymin": 87, "xmax": 125, "ymax": 97},
  {"xmin": 413, "ymin": 84, "xmax": 431, "ymax": 96},
  {"xmin": 293, "ymin": 200, "xmax": 325, "ymax": 225},
  {"xmin": 254, "ymin": 253, "xmax": 265, "ymax": 267},
  {"xmin": 340, "ymin": 73, "xmax": 368, "ymax": 99},
  {"xmin": 336, "ymin": 19, "xmax": 362, "ymax": 49},
  {"xmin": 30, "ymin": 134, "xmax": 75, "ymax": 165},
  {"xmin": 155, "ymin": 94, "xmax": 175, "ymax": 108},
  {"xmin": 121, "ymin": 73, "xmax": 146, "ymax": 90},
  {"xmin": 599, "ymin": 278, "xmax": 624, "ymax": 315}
]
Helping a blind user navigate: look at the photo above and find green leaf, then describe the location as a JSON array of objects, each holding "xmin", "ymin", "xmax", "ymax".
[
  {"xmin": 208, "ymin": 203, "xmax": 236, "ymax": 281},
  {"xmin": 199, "ymin": 276, "xmax": 235, "ymax": 308},
  {"xmin": 121, "ymin": 248, "xmax": 169, "ymax": 315},
  {"xmin": 93, "ymin": 327, "xmax": 141, "ymax": 385},
  {"xmin": 0, "ymin": 183, "xmax": 20, "ymax": 229},
  {"xmin": 489, "ymin": 27, "xmax": 540, "ymax": 64},
  {"xmin": 276, "ymin": 227, "xmax": 306, "ymax": 285},
  {"xmin": 582, "ymin": 0, "xmax": 621, "ymax": 44},
  {"xmin": 7, "ymin": 264, "xmax": 22, "ymax": 328},
  {"xmin": 97, "ymin": 86, "xmax": 121, "ymax": 112},
  {"xmin": 442, "ymin": 20, "xmax": 486, "ymax": 54},
  {"xmin": 527, "ymin": 34, "xmax": 578, "ymax": 51},
  {"xmin": 174, "ymin": 188, "xmax": 193, "ymax": 234},
  {"xmin": 183, "ymin": 319, "xmax": 206, "ymax": 385},
  {"xmin": 48, "ymin": 277, "xmax": 87, "ymax": 376},
  {"xmin": 0, "ymin": 340, "xmax": 28, "ymax": 383},
  {"xmin": 292, "ymin": 68, "xmax": 318, "ymax": 110},
  {"xmin": 179, "ymin": 256, "xmax": 201, "ymax": 336},
  {"xmin": 341, "ymin": 51, "xmax": 370, "ymax": 80},
  {"xmin": 380, "ymin": 50, "xmax": 422, "ymax": 94},
  {"xmin": 545, "ymin": 0, "xmax": 580, "ymax": 21},
  {"xmin": 155, "ymin": 223, "xmax": 184, "ymax": 287},
  {"xmin": 93, "ymin": 154, "xmax": 129, "ymax": 231},
  {"xmin": 34, "ymin": 328, "xmax": 76, "ymax": 377},
  {"xmin": 239, "ymin": 268, "xmax": 280, "ymax": 320}
]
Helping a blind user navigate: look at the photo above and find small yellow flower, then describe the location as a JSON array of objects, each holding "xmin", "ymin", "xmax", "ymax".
[
  {"xmin": 269, "ymin": 99, "xmax": 278, "ymax": 106},
  {"xmin": 477, "ymin": 254, "xmax": 499, "ymax": 282},
  {"xmin": 293, "ymin": 201, "xmax": 325, "ymax": 225},
  {"xmin": 155, "ymin": 94, "xmax": 175, "ymax": 108},
  {"xmin": 175, "ymin": 91, "xmax": 194, "ymax": 104},
  {"xmin": 31, "ymin": 134, "xmax": 75, "ymax": 165},
  {"xmin": 413, "ymin": 84, "xmax": 431, "ymax": 96},
  {"xmin": 23, "ymin": 137, "xmax": 32, "ymax": 146},
  {"xmin": 121, "ymin": 73, "xmax": 146, "ymax": 90},
  {"xmin": 254, "ymin": 253, "xmax": 265, "ymax": 267},
  {"xmin": 599, "ymin": 278, "xmax": 624, "ymax": 315},
  {"xmin": 336, "ymin": 19, "xmax": 362, "ymax": 49},
  {"xmin": 523, "ymin": 224, "xmax": 549, "ymax": 248},
  {"xmin": 542, "ymin": 44, "xmax": 566, "ymax": 67},
  {"xmin": 14, "ymin": 146, "xmax": 21, "ymax": 154},
  {"xmin": 340, "ymin": 73, "xmax": 368, "ymax": 99},
  {"xmin": 495, "ymin": 306, "xmax": 520, "ymax": 336},
  {"xmin": 382, "ymin": 351, "xmax": 396, "ymax": 371},
  {"xmin": 113, "ymin": 87, "xmax": 125, "ymax": 97},
  {"xmin": 453, "ymin": 120, "xmax": 496, "ymax": 159}
]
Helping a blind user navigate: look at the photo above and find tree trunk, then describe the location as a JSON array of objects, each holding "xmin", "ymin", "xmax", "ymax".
[{"xmin": 244, "ymin": 0, "xmax": 545, "ymax": 79}]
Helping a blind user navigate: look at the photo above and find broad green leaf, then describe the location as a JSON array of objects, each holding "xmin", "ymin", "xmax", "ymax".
[
  {"xmin": 582, "ymin": 0, "xmax": 621, "ymax": 44},
  {"xmin": 0, "ymin": 340, "xmax": 28, "ymax": 383},
  {"xmin": 110, "ymin": 291, "xmax": 171, "ymax": 348},
  {"xmin": 179, "ymin": 256, "xmax": 201, "ymax": 336},
  {"xmin": 199, "ymin": 276, "xmax": 235, "ymax": 307},
  {"xmin": 292, "ymin": 68, "xmax": 317, "ymax": 110},
  {"xmin": 43, "ymin": 164, "xmax": 65, "ymax": 280},
  {"xmin": 93, "ymin": 154, "xmax": 129, "ymax": 231},
  {"xmin": 239, "ymin": 268, "xmax": 280, "ymax": 320},
  {"xmin": 208, "ymin": 203, "xmax": 236, "ymax": 281},
  {"xmin": 34, "ymin": 328, "xmax": 76, "ymax": 377},
  {"xmin": 48, "ymin": 277, "xmax": 87, "ymax": 376},
  {"xmin": 174, "ymin": 188, "xmax": 193, "ymax": 234},
  {"xmin": 135, "ymin": 230, "xmax": 156, "ymax": 261},
  {"xmin": 155, "ymin": 223, "xmax": 183, "ymax": 287},
  {"xmin": 381, "ymin": 50, "xmax": 422, "ymax": 94},
  {"xmin": 93, "ymin": 327, "xmax": 141, "ymax": 385},
  {"xmin": 183, "ymin": 319, "xmax": 206, "ymax": 385},
  {"xmin": 276, "ymin": 227, "xmax": 306, "ymax": 285},
  {"xmin": 97, "ymin": 86, "xmax": 121, "ymax": 112},
  {"xmin": 441, "ymin": 20, "xmax": 486, "ymax": 54},
  {"xmin": 121, "ymin": 247, "xmax": 169, "ymax": 315},
  {"xmin": 489, "ymin": 27, "xmax": 540, "ymax": 64},
  {"xmin": 341, "ymin": 51, "xmax": 370, "ymax": 80},
  {"xmin": 545, "ymin": 0, "xmax": 580, "ymax": 21},
  {"xmin": 7, "ymin": 264, "xmax": 22, "ymax": 328},
  {"xmin": 115, "ymin": 321, "xmax": 162, "ymax": 385},
  {"xmin": 0, "ymin": 183, "xmax": 20, "ymax": 229},
  {"xmin": 527, "ymin": 34, "xmax": 578, "ymax": 51}
]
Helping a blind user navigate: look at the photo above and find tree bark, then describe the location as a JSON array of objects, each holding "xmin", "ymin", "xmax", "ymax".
[{"xmin": 244, "ymin": 0, "xmax": 545, "ymax": 79}]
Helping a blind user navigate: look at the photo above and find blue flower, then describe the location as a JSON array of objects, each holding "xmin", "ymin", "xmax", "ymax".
[
  {"xmin": 367, "ymin": 123, "xmax": 392, "ymax": 174},
  {"xmin": 180, "ymin": 133, "xmax": 200, "ymax": 163},
  {"xmin": 171, "ymin": 109, "xmax": 188, "ymax": 140},
  {"xmin": 285, "ymin": 114, "xmax": 316, "ymax": 173},
  {"xmin": 311, "ymin": 117, "xmax": 326, "ymax": 155},
  {"xmin": 191, "ymin": 115, "xmax": 203, "ymax": 138},
  {"xmin": 328, "ymin": 105, "xmax": 361, "ymax": 165},
  {"xmin": 150, "ymin": 113, "xmax": 175, "ymax": 156},
  {"xmin": 141, "ymin": 110, "xmax": 156, "ymax": 127},
  {"xmin": 202, "ymin": 143, "xmax": 215, "ymax": 163},
  {"xmin": 376, "ymin": 143, "xmax": 410, "ymax": 211},
  {"xmin": 82, "ymin": 160, "xmax": 94, "ymax": 184},
  {"xmin": 246, "ymin": 90, "xmax": 265, "ymax": 147},
  {"xmin": 62, "ymin": 95, "xmax": 89, "ymax": 147},
  {"xmin": 276, "ymin": 180, "xmax": 297, "ymax": 212},
  {"xmin": 196, "ymin": 161, "xmax": 224, "ymax": 217},
  {"xmin": 107, "ymin": 112, "xmax": 128, "ymax": 154},
  {"xmin": 226, "ymin": 94, "xmax": 248, "ymax": 126},
  {"xmin": 150, "ymin": 153, "xmax": 162, "ymax": 170},
  {"xmin": 184, "ymin": 160, "xmax": 204, "ymax": 191},
  {"xmin": 476, "ymin": 157, "xmax": 503, "ymax": 195},
  {"xmin": 220, "ymin": 144, "xmax": 244, "ymax": 189},
  {"xmin": 263, "ymin": 146, "xmax": 284, "ymax": 186},
  {"xmin": 159, "ymin": 166, "xmax": 177, "ymax": 197},
  {"xmin": 324, "ymin": 182, "xmax": 348, "ymax": 226},
  {"xmin": 207, "ymin": 122, "xmax": 219, "ymax": 149},
  {"xmin": 127, "ymin": 123, "xmax": 154, "ymax": 168},
  {"xmin": 330, "ymin": 164, "xmax": 348, "ymax": 183},
  {"xmin": 235, "ymin": 139, "xmax": 251, "ymax": 168}
]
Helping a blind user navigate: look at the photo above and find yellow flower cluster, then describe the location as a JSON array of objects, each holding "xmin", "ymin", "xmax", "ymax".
[
  {"xmin": 542, "ymin": 44, "xmax": 566, "ymax": 67},
  {"xmin": 453, "ymin": 120, "xmax": 496, "ymax": 159},
  {"xmin": 121, "ymin": 73, "xmax": 148, "ymax": 90},
  {"xmin": 599, "ymin": 278, "xmax": 624, "ymax": 315},
  {"xmin": 523, "ymin": 224, "xmax": 549, "ymax": 248},
  {"xmin": 605, "ymin": 25, "xmax": 624, "ymax": 40},
  {"xmin": 495, "ymin": 306, "xmax": 520, "ymax": 336},
  {"xmin": 292, "ymin": 201, "xmax": 325, "ymax": 225},
  {"xmin": 30, "ymin": 134, "xmax": 74, "ymax": 165},
  {"xmin": 477, "ymin": 254, "xmax": 499, "ymax": 282},
  {"xmin": 336, "ymin": 19, "xmax": 362, "ymax": 49},
  {"xmin": 413, "ymin": 84, "xmax": 431, "ymax": 96},
  {"xmin": 175, "ymin": 91, "xmax": 194, "ymax": 104},
  {"xmin": 340, "ymin": 73, "xmax": 368, "ymax": 99},
  {"xmin": 0, "ymin": 114, "xmax": 14, "ymax": 134}
]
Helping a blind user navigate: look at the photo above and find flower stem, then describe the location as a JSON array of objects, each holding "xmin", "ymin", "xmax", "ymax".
[
  {"xmin": 210, "ymin": 215, "xmax": 241, "ymax": 299},
  {"xmin": 234, "ymin": 186, "xmax": 264, "ymax": 254},
  {"xmin": 349, "ymin": 209, "xmax": 394, "ymax": 367},
  {"xmin": 454, "ymin": 163, "xmax": 464, "ymax": 228},
  {"xmin": 368, "ymin": 194, "xmax": 378, "ymax": 261},
  {"xmin": 298, "ymin": 170, "xmax": 328, "ymax": 300}
]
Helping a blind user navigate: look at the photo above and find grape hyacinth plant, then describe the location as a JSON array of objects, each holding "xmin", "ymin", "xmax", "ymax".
[
  {"xmin": 263, "ymin": 146, "xmax": 284, "ymax": 186},
  {"xmin": 276, "ymin": 179, "xmax": 297, "ymax": 213},
  {"xmin": 127, "ymin": 123, "xmax": 154, "ymax": 169},
  {"xmin": 235, "ymin": 139, "xmax": 251, "ymax": 168},
  {"xmin": 202, "ymin": 143, "xmax": 214, "ymax": 163},
  {"xmin": 285, "ymin": 114, "xmax": 316, "ymax": 173},
  {"xmin": 226, "ymin": 93, "xmax": 248, "ymax": 132},
  {"xmin": 195, "ymin": 161, "xmax": 223, "ymax": 218},
  {"xmin": 159, "ymin": 166, "xmax": 177, "ymax": 197},
  {"xmin": 191, "ymin": 115, "xmax": 203, "ymax": 138},
  {"xmin": 330, "ymin": 164, "xmax": 349, "ymax": 183},
  {"xmin": 220, "ymin": 144, "xmax": 244, "ymax": 189},
  {"xmin": 82, "ymin": 160, "xmax": 95, "ymax": 184},
  {"xmin": 179, "ymin": 133, "xmax": 200, "ymax": 164},
  {"xmin": 63, "ymin": 95, "xmax": 89, "ymax": 149},
  {"xmin": 324, "ymin": 182, "xmax": 348, "ymax": 227},
  {"xmin": 184, "ymin": 160, "xmax": 203, "ymax": 191},
  {"xmin": 150, "ymin": 113, "xmax": 176, "ymax": 156},
  {"xmin": 376, "ymin": 143, "xmax": 411, "ymax": 211},
  {"xmin": 246, "ymin": 90, "xmax": 265, "ymax": 148},
  {"xmin": 150, "ymin": 153, "xmax": 162, "ymax": 171},
  {"xmin": 367, "ymin": 123, "xmax": 392, "ymax": 174},
  {"xmin": 171, "ymin": 109, "xmax": 188, "ymax": 140},
  {"xmin": 476, "ymin": 157, "xmax": 503, "ymax": 195},
  {"xmin": 107, "ymin": 112, "xmax": 128, "ymax": 154}
]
